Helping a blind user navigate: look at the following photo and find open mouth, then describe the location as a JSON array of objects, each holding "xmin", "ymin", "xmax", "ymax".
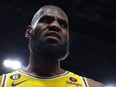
[{"xmin": 44, "ymin": 31, "xmax": 62, "ymax": 43}]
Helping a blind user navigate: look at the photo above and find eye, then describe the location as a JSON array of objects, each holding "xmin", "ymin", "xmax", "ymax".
[
  {"xmin": 58, "ymin": 20, "xmax": 68, "ymax": 29},
  {"xmin": 39, "ymin": 16, "xmax": 54, "ymax": 24}
]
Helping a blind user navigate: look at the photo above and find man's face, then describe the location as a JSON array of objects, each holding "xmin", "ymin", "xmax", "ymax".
[{"xmin": 29, "ymin": 6, "xmax": 69, "ymax": 60}]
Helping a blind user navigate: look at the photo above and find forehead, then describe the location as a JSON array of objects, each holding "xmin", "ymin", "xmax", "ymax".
[
  {"xmin": 39, "ymin": 7, "xmax": 68, "ymax": 21},
  {"xmin": 31, "ymin": 6, "xmax": 68, "ymax": 29}
]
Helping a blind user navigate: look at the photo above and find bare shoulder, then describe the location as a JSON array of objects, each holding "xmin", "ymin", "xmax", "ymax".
[{"xmin": 87, "ymin": 78, "xmax": 105, "ymax": 87}]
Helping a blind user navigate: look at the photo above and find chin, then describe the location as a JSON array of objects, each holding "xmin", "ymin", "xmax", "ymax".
[{"xmin": 30, "ymin": 37, "xmax": 69, "ymax": 60}]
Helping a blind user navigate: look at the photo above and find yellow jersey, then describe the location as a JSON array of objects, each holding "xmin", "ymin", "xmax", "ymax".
[{"xmin": 1, "ymin": 70, "xmax": 89, "ymax": 87}]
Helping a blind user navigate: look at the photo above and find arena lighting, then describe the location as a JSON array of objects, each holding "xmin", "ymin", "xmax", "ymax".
[
  {"xmin": 3, "ymin": 59, "xmax": 22, "ymax": 70},
  {"xmin": 106, "ymin": 85, "xmax": 115, "ymax": 87}
]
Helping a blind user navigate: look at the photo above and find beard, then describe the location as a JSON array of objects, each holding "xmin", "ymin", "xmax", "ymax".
[{"xmin": 29, "ymin": 33, "xmax": 69, "ymax": 60}]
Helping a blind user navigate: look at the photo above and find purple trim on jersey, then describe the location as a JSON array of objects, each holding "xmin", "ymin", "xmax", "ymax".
[
  {"xmin": 2, "ymin": 74, "xmax": 7, "ymax": 87},
  {"xmin": 82, "ymin": 77, "xmax": 88, "ymax": 87},
  {"xmin": 19, "ymin": 70, "xmax": 70, "ymax": 79}
]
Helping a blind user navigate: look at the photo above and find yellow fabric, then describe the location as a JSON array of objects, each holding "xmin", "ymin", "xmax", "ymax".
[
  {"xmin": 1, "ymin": 70, "xmax": 89, "ymax": 87},
  {"xmin": 84, "ymin": 77, "xmax": 90, "ymax": 87}
]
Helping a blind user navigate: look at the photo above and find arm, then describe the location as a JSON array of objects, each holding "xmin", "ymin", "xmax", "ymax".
[{"xmin": 87, "ymin": 78, "xmax": 105, "ymax": 87}]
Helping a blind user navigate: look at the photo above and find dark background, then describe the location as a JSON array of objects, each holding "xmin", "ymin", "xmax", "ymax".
[{"xmin": 0, "ymin": 0, "xmax": 116, "ymax": 85}]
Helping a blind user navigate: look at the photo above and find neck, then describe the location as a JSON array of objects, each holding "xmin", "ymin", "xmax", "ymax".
[{"xmin": 25, "ymin": 53, "xmax": 65, "ymax": 77}]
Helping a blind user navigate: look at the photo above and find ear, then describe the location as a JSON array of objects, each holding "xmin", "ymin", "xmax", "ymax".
[{"xmin": 25, "ymin": 25, "xmax": 33, "ymax": 39}]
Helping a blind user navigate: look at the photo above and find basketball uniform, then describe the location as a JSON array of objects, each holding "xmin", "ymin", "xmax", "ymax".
[{"xmin": 1, "ymin": 70, "xmax": 89, "ymax": 87}]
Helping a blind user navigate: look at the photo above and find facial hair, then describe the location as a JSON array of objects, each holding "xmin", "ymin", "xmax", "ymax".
[{"xmin": 29, "ymin": 33, "xmax": 69, "ymax": 60}]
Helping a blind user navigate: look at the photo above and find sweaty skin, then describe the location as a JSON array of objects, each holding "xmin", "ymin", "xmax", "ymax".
[
  {"xmin": 0, "ymin": 5, "xmax": 105, "ymax": 87},
  {"xmin": 25, "ymin": 5, "xmax": 69, "ymax": 77}
]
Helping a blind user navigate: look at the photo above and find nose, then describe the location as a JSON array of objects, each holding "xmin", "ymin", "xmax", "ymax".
[{"xmin": 48, "ymin": 20, "xmax": 62, "ymax": 32}]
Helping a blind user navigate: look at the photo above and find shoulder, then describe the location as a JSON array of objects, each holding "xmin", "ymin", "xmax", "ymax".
[
  {"xmin": 87, "ymin": 78, "xmax": 105, "ymax": 87},
  {"xmin": 0, "ymin": 75, "xmax": 2, "ymax": 84},
  {"xmin": 69, "ymin": 72, "xmax": 105, "ymax": 87}
]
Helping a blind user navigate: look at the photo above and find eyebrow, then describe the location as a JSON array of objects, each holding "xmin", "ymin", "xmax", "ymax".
[
  {"xmin": 39, "ymin": 15, "xmax": 68, "ymax": 24},
  {"xmin": 39, "ymin": 15, "xmax": 54, "ymax": 21}
]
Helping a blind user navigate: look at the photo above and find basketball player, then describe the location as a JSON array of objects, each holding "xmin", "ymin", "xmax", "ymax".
[{"xmin": 0, "ymin": 5, "xmax": 105, "ymax": 87}]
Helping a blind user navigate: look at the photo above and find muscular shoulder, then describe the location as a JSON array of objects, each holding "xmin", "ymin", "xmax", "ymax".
[{"xmin": 87, "ymin": 78, "xmax": 105, "ymax": 87}]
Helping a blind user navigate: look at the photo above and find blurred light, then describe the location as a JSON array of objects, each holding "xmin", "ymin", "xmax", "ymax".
[
  {"xmin": 3, "ymin": 60, "xmax": 12, "ymax": 67},
  {"xmin": 11, "ymin": 61, "xmax": 21, "ymax": 69},
  {"xmin": 106, "ymin": 85, "xmax": 115, "ymax": 87},
  {"xmin": 3, "ymin": 59, "xmax": 22, "ymax": 70}
]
